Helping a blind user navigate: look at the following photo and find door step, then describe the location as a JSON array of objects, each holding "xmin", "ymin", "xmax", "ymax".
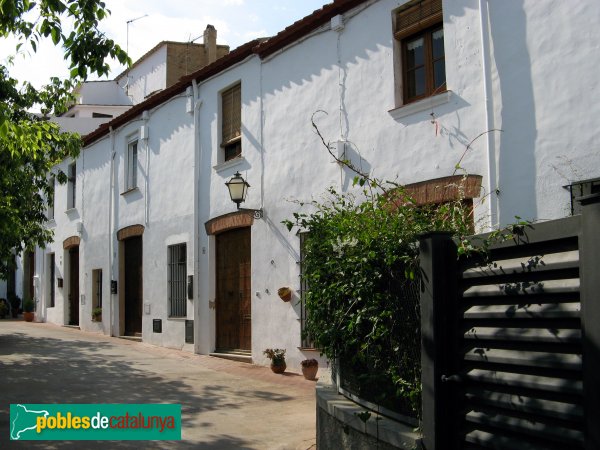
[
  {"xmin": 119, "ymin": 335, "xmax": 142, "ymax": 342},
  {"xmin": 63, "ymin": 325, "xmax": 80, "ymax": 330},
  {"xmin": 210, "ymin": 351, "xmax": 252, "ymax": 364}
]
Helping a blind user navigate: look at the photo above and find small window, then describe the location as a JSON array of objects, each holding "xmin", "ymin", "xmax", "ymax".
[
  {"xmin": 47, "ymin": 177, "xmax": 55, "ymax": 220},
  {"xmin": 48, "ymin": 253, "xmax": 55, "ymax": 308},
  {"xmin": 168, "ymin": 243, "xmax": 187, "ymax": 318},
  {"xmin": 395, "ymin": 0, "xmax": 445, "ymax": 104},
  {"xmin": 92, "ymin": 269, "xmax": 102, "ymax": 309},
  {"xmin": 126, "ymin": 139, "xmax": 138, "ymax": 191},
  {"xmin": 221, "ymin": 83, "xmax": 242, "ymax": 161},
  {"xmin": 67, "ymin": 163, "xmax": 76, "ymax": 209},
  {"xmin": 92, "ymin": 112, "xmax": 113, "ymax": 118}
]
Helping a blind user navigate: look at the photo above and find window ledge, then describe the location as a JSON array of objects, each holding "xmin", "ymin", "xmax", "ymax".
[
  {"xmin": 167, "ymin": 317, "xmax": 187, "ymax": 321},
  {"xmin": 388, "ymin": 90, "xmax": 452, "ymax": 120},
  {"xmin": 121, "ymin": 187, "xmax": 139, "ymax": 196},
  {"xmin": 213, "ymin": 156, "xmax": 246, "ymax": 174},
  {"xmin": 46, "ymin": 219, "xmax": 56, "ymax": 227},
  {"xmin": 65, "ymin": 208, "xmax": 78, "ymax": 214}
]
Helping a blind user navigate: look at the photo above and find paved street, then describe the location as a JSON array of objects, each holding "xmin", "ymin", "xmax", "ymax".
[{"xmin": 0, "ymin": 321, "xmax": 317, "ymax": 449}]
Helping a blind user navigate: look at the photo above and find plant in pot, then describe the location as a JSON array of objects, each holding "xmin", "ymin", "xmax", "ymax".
[
  {"xmin": 23, "ymin": 298, "xmax": 35, "ymax": 322},
  {"xmin": 301, "ymin": 358, "xmax": 319, "ymax": 380},
  {"xmin": 0, "ymin": 300, "xmax": 8, "ymax": 319},
  {"xmin": 8, "ymin": 294, "xmax": 21, "ymax": 318},
  {"xmin": 264, "ymin": 348, "xmax": 286, "ymax": 374},
  {"xmin": 277, "ymin": 287, "xmax": 292, "ymax": 302},
  {"xmin": 92, "ymin": 307, "xmax": 102, "ymax": 322}
]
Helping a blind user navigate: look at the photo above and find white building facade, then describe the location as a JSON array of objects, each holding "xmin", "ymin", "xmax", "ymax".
[{"xmin": 32, "ymin": 0, "xmax": 600, "ymax": 372}]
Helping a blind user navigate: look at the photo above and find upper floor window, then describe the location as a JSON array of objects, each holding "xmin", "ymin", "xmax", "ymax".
[
  {"xmin": 67, "ymin": 163, "xmax": 76, "ymax": 209},
  {"xmin": 47, "ymin": 177, "xmax": 54, "ymax": 220},
  {"xmin": 221, "ymin": 83, "xmax": 241, "ymax": 162},
  {"xmin": 395, "ymin": 0, "xmax": 445, "ymax": 105},
  {"xmin": 126, "ymin": 139, "xmax": 138, "ymax": 191}
]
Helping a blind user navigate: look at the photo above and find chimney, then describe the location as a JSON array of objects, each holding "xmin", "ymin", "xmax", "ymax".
[{"xmin": 204, "ymin": 24, "xmax": 217, "ymax": 64}]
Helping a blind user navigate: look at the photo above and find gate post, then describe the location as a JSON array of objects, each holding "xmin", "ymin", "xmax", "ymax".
[
  {"xmin": 578, "ymin": 193, "xmax": 600, "ymax": 450},
  {"xmin": 418, "ymin": 232, "xmax": 458, "ymax": 450}
]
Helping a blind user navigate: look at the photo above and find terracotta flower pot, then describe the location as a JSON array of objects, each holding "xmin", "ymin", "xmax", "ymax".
[
  {"xmin": 277, "ymin": 287, "xmax": 292, "ymax": 302},
  {"xmin": 23, "ymin": 312, "xmax": 34, "ymax": 322},
  {"xmin": 270, "ymin": 362, "xmax": 286, "ymax": 374},
  {"xmin": 302, "ymin": 365, "xmax": 318, "ymax": 380}
]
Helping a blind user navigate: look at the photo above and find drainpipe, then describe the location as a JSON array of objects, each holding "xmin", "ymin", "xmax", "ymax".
[
  {"xmin": 192, "ymin": 79, "xmax": 203, "ymax": 353},
  {"xmin": 108, "ymin": 126, "xmax": 116, "ymax": 336},
  {"xmin": 479, "ymin": 0, "xmax": 499, "ymax": 230},
  {"xmin": 142, "ymin": 110, "xmax": 150, "ymax": 226}
]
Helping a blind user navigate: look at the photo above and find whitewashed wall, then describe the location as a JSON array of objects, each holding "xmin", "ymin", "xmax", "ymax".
[
  {"xmin": 116, "ymin": 46, "xmax": 168, "ymax": 105},
  {"xmin": 35, "ymin": 0, "xmax": 600, "ymax": 373}
]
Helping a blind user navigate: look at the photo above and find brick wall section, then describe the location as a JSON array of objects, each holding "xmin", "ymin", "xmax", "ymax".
[
  {"xmin": 205, "ymin": 211, "xmax": 254, "ymax": 235},
  {"xmin": 166, "ymin": 43, "xmax": 230, "ymax": 89},
  {"xmin": 63, "ymin": 236, "xmax": 80, "ymax": 250},
  {"xmin": 402, "ymin": 174, "xmax": 482, "ymax": 205},
  {"xmin": 117, "ymin": 224, "xmax": 145, "ymax": 241}
]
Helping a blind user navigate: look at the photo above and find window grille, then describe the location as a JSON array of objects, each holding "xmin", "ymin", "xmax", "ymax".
[{"xmin": 168, "ymin": 243, "xmax": 187, "ymax": 317}]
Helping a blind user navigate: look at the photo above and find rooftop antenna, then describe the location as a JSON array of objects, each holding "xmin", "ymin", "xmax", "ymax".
[{"xmin": 125, "ymin": 13, "xmax": 149, "ymax": 96}]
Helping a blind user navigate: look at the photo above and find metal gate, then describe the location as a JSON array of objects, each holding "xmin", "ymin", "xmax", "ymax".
[{"xmin": 418, "ymin": 194, "xmax": 600, "ymax": 450}]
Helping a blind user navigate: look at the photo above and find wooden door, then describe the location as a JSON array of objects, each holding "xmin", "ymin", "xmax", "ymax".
[
  {"xmin": 124, "ymin": 236, "xmax": 143, "ymax": 335},
  {"xmin": 216, "ymin": 227, "xmax": 251, "ymax": 351},
  {"xmin": 68, "ymin": 247, "xmax": 79, "ymax": 325}
]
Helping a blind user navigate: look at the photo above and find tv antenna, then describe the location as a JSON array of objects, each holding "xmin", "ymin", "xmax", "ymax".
[{"xmin": 125, "ymin": 13, "xmax": 148, "ymax": 96}]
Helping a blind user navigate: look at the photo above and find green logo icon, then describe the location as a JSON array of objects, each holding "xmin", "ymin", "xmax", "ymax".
[{"xmin": 10, "ymin": 404, "xmax": 181, "ymax": 440}]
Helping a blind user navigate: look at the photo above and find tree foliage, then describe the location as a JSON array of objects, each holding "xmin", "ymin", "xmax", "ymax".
[
  {"xmin": 285, "ymin": 178, "xmax": 473, "ymax": 416},
  {"xmin": 0, "ymin": 0, "xmax": 129, "ymax": 276}
]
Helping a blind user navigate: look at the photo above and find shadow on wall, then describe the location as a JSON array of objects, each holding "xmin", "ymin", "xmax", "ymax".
[
  {"xmin": 0, "ymin": 333, "xmax": 292, "ymax": 449},
  {"xmin": 488, "ymin": 0, "xmax": 537, "ymax": 224}
]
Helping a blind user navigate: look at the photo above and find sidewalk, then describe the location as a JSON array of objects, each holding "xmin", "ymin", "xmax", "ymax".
[{"xmin": 0, "ymin": 321, "xmax": 317, "ymax": 449}]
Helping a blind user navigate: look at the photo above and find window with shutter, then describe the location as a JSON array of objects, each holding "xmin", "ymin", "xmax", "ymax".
[
  {"xmin": 395, "ymin": 0, "xmax": 446, "ymax": 104},
  {"xmin": 221, "ymin": 83, "xmax": 242, "ymax": 161}
]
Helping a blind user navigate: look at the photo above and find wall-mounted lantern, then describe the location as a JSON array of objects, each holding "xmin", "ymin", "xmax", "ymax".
[{"xmin": 225, "ymin": 171, "xmax": 263, "ymax": 219}]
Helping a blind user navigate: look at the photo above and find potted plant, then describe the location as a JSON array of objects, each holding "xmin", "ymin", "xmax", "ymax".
[
  {"xmin": 264, "ymin": 348, "xmax": 286, "ymax": 374},
  {"xmin": 0, "ymin": 300, "xmax": 8, "ymax": 319},
  {"xmin": 301, "ymin": 358, "xmax": 319, "ymax": 380},
  {"xmin": 277, "ymin": 287, "xmax": 292, "ymax": 302},
  {"xmin": 8, "ymin": 294, "xmax": 21, "ymax": 318},
  {"xmin": 23, "ymin": 298, "xmax": 35, "ymax": 322},
  {"xmin": 92, "ymin": 307, "xmax": 102, "ymax": 322}
]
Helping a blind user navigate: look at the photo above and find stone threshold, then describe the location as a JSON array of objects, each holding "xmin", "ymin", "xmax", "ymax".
[{"xmin": 210, "ymin": 351, "xmax": 252, "ymax": 364}]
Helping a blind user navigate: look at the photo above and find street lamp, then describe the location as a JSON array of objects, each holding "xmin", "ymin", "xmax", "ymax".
[{"xmin": 225, "ymin": 171, "xmax": 263, "ymax": 219}]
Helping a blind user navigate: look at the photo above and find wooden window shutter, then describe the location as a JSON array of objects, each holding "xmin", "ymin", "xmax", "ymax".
[
  {"xmin": 395, "ymin": 0, "xmax": 443, "ymax": 40},
  {"xmin": 221, "ymin": 84, "xmax": 241, "ymax": 145}
]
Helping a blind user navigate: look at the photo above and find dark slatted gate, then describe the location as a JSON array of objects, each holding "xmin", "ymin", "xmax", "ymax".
[{"xmin": 419, "ymin": 195, "xmax": 600, "ymax": 450}]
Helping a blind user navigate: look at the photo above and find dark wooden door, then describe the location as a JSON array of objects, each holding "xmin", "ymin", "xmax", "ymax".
[
  {"xmin": 68, "ymin": 247, "xmax": 79, "ymax": 325},
  {"xmin": 124, "ymin": 236, "xmax": 143, "ymax": 336},
  {"xmin": 216, "ymin": 227, "xmax": 251, "ymax": 351}
]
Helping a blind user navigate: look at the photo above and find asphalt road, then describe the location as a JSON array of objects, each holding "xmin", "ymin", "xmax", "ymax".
[{"xmin": 0, "ymin": 320, "xmax": 317, "ymax": 449}]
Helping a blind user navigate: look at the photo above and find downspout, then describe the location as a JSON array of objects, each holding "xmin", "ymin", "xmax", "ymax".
[
  {"xmin": 108, "ymin": 126, "xmax": 116, "ymax": 336},
  {"xmin": 479, "ymin": 0, "xmax": 499, "ymax": 230},
  {"xmin": 142, "ymin": 110, "xmax": 150, "ymax": 226},
  {"xmin": 192, "ymin": 79, "xmax": 202, "ymax": 353}
]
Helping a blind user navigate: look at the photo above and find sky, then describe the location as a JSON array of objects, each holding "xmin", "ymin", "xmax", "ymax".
[{"xmin": 0, "ymin": 0, "xmax": 329, "ymax": 89}]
